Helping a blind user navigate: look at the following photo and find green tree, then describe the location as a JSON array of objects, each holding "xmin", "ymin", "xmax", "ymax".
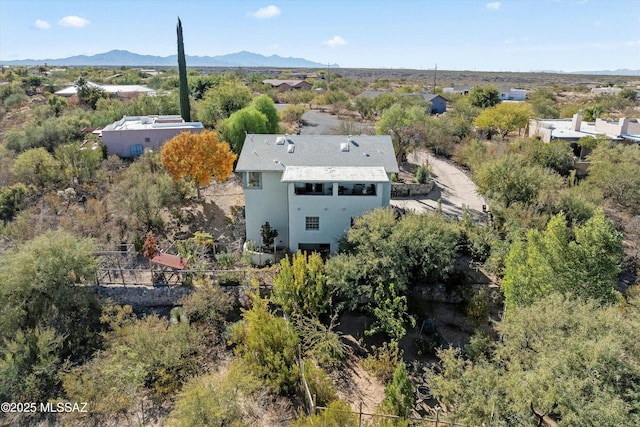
[
  {"xmin": 376, "ymin": 103, "xmax": 429, "ymax": 163},
  {"xmin": 252, "ymin": 94, "xmax": 280, "ymax": 133},
  {"xmin": 619, "ymin": 88, "xmax": 638, "ymax": 102},
  {"xmin": 272, "ymin": 250, "xmax": 332, "ymax": 318},
  {"xmin": 475, "ymin": 155, "xmax": 562, "ymax": 207},
  {"xmin": 528, "ymin": 87, "xmax": 560, "ymax": 118},
  {"xmin": 428, "ymin": 294, "xmax": 640, "ymax": 426},
  {"xmin": 12, "ymin": 147, "xmax": 61, "ymax": 188},
  {"xmin": 501, "ymin": 210, "xmax": 622, "ymax": 309},
  {"xmin": 229, "ymin": 286, "xmax": 300, "ymax": 394},
  {"xmin": 196, "ymin": 80, "xmax": 252, "ymax": 127},
  {"xmin": 367, "ymin": 283, "xmax": 415, "ymax": 342},
  {"xmin": 584, "ymin": 142, "xmax": 640, "ymax": 212},
  {"xmin": 327, "ymin": 209, "xmax": 459, "ymax": 308},
  {"xmin": 468, "ymin": 85, "xmax": 501, "ymax": 108},
  {"xmin": 0, "ymin": 183, "xmax": 28, "ymax": 224},
  {"xmin": 382, "ymin": 361, "xmax": 414, "ymax": 417},
  {"xmin": 218, "ymin": 107, "xmax": 269, "ymax": 153},
  {"xmin": 177, "ymin": 17, "xmax": 191, "ymax": 121},
  {"xmin": 474, "ymin": 102, "xmax": 533, "ymax": 139},
  {"xmin": 0, "ymin": 231, "xmax": 101, "ymax": 401},
  {"xmin": 54, "ymin": 142, "xmax": 103, "ymax": 184}
]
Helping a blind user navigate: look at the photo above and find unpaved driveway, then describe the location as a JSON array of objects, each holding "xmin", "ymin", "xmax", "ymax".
[{"xmin": 391, "ymin": 150, "xmax": 487, "ymax": 219}]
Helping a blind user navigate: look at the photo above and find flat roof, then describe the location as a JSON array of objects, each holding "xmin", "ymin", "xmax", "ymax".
[
  {"xmin": 101, "ymin": 115, "xmax": 204, "ymax": 132},
  {"xmin": 281, "ymin": 166, "xmax": 389, "ymax": 183}
]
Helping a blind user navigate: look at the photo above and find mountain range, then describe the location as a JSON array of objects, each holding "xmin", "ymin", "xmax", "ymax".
[{"xmin": 0, "ymin": 49, "xmax": 336, "ymax": 68}]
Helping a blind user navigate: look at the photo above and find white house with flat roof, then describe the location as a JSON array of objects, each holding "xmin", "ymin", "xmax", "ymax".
[
  {"xmin": 529, "ymin": 114, "xmax": 640, "ymax": 144},
  {"xmin": 98, "ymin": 115, "xmax": 204, "ymax": 157},
  {"xmin": 55, "ymin": 81, "xmax": 156, "ymax": 100},
  {"xmin": 235, "ymin": 134, "xmax": 399, "ymax": 254}
]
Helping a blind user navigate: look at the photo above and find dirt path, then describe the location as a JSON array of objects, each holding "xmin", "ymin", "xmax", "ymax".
[{"xmin": 391, "ymin": 150, "xmax": 487, "ymax": 219}]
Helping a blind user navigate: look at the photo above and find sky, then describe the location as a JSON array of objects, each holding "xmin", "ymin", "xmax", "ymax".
[{"xmin": 1, "ymin": 0, "xmax": 639, "ymax": 72}]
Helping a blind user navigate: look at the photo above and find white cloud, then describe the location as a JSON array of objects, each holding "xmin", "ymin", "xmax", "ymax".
[
  {"xmin": 58, "ymin": 16, "xmax": 90, "ymax": 27},
  {"xmin": 323, "ymin": 35, "xmax": 347, "ymax": 47},
  {"xmin": 34, "ymin": 19, "xmax": 50, "ymax": 30},
  {"xmin": 250, "ymin": 5, "xmax": 281, "ymax": 19},
  {"xmin": 486, "ymin": 2, "xmax": 501, "ymax": 10}
]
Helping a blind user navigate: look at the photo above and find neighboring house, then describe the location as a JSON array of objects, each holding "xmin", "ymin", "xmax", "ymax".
[
  {"xmin": 262, "ymin": 79, "xmax": 313, "ymax": 91},
  {"xmin": 498, "ymin": 87, "xmax": 527, "ymax": 101},
  {"xmin": 356, "ymin": 91, "xmax": 447, "ymax": 114},
  {"xmin": 97, "ymin": 115, "xmax": 204, "ymax": 157},
  {"xmin": 443, "ymin": 85, "xmax": 473, "ymax": 96},
  {"xmin": 422, "ymin": 94, "xmax": 447, "ymax": 114},
  {"xmin": 55, "ymin": 81, "xmax": 156, "ymax": 100},
  {"xmin": 235, "ymin": 134, "xmax": 399, "ymax": 254},
  {"xmin": 529, "ymin": 114, "xmax": 640, "ymax": 152}
]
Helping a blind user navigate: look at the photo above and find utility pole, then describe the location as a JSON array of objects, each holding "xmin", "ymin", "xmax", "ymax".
[
  {"xmin": 326, "ymin": 62, "xmax": 330, "ymax": 84},
  {"xmin": 433, "ymin": 63, "xmax": 437, "ymax": 92}
]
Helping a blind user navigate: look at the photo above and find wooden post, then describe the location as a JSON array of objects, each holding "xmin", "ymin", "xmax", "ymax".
[
  {"xmin": 359, "ymin": 401, "xmax": 363, "ymax": 427},
  {"xmin": 435, "ymin": 405, "xmax": 440, "ymax": 427}
]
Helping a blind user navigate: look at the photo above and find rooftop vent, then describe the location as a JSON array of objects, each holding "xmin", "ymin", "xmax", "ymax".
[
  {"xmin": 340, "ymin": 142, "xmax": 350, "ymax": 152},
  {"xmin": 287, "ymin": 143, "xmax": 295, "ymax": 153},
  {"xmin": 276, "ymin": 136, "xmax": 286, "ymax": 145}
]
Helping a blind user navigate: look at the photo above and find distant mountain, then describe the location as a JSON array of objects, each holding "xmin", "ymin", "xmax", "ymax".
[
  {"xmin": 0, "ymin": 49, "xmax": 337, "ymax": 68},
  {"xmin": 536, "ymin": 68, "xmax": 640, "ymax": 76}
]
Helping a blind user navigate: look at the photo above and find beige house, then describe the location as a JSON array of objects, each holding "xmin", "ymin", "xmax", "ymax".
[
  {"xmin": 263, "ymin": 79, "xmax": 312, "ymax": 92},
  {"xmin": 529, "ymin": 114, "xmax": 640, "ymax": 144}
]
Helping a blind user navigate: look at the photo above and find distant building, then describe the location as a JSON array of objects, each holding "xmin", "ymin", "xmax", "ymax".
[
  {"xmin": 97, "ymin": 115, "xmax": 204, "ymax": 157},
  {"xmin": 235, "ymin": 134, "xmax": 399, "ymax": 254},
  {"xmin": 422, "ymin": 94, "xmax": 448, "ymax": 114},
  {"xmin": 497, "ymin": 87, "xmax": 527, "ymax": 101},
  {"xmin": 55, "ymin": 81, "xmax": 156, "ymax": 100},
  {"xmin": 591, "ymin": 87, "xmax": 622, "ymax": 96},
  {"xmin": 262, "ymin": 79, "xmax": 313, "ymax": 91},
  {"xmin": 356, "ymin": 91, "xmax": 447, "ymax": 114},
  {"xmin": 443, "ymin": 85, "xmax": 473, "ymax": 96},
  {"xmin": 529, "ymin": 113, "xmax": 640, "ymax": 156}
]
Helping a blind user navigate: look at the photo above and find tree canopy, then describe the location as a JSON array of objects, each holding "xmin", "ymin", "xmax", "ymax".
[
  {"xmin": 501, "ymin": 209, "xmax": 622, "ymax": 309},
  {"xmin": 160, "ymin": 130, "xmax": 236, "ymax": 198},
  {"xmin": 468, "ymin": 85, "xmax": 501, "ymax": 108},
  {"xmin": 429, "ymin": 294, "xmax": 640, "ymax": 426}
]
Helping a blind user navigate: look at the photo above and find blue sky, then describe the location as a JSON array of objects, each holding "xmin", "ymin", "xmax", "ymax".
[{"xmin": 1, "ymin": 0, "xmax": 638, "ymax": 72}]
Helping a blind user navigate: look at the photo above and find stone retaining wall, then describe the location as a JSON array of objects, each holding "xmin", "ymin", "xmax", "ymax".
[{"xmin": 391, "ymin": 180, "xmax": 434, "ymax": 197}]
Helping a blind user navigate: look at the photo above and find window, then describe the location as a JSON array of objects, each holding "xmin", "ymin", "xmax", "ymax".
[
  {"xmin": 144, "ymin": 137, "xmax": 151, "ymax": 143},
  {"xmin": 246, "ymin": 172, "xmax": 261, "ymax": 188},
  {"xmin": 130, "ymin": 144, "xmax": 143, "ymax": 156},
  {"xmin": 305, "ymin": 216, "xmax": 319, "ymax": 230}
]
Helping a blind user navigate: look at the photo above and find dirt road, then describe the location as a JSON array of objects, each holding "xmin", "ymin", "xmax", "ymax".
[{"xmin": 391, "ymin": 150, "xmax": 487, "ymax": 219}]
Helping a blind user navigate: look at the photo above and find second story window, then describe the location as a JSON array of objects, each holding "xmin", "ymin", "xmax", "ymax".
[{"xmin": 246, "ymin": 172, "xmax": 262, "ymax": 188}]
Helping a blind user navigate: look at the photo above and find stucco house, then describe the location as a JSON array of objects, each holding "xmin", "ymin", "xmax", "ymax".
[
  {"xmin": 97, "ymin": 115, "xmax": 204, "ymax": 157},
  {"xmin": 55, "ymin": 81, "xmax": 156, "ymax": 100},
  {"xmin": 262, "ymin": 79, "xmax": 313, "ymax": 92},
  {"xmin": 235, "ymin": 134, "xmax": 399, "ymax": 254}
]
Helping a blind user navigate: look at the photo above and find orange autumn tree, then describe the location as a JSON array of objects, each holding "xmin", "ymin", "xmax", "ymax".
[{"xmin": 161, "ymin": 130, "xmax": 237, "ymax": 198}]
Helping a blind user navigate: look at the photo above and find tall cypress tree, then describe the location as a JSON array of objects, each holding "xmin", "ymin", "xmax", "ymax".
[{"xmin": 177, "ymin": 17, "xmax": 191, "ymax": 122}]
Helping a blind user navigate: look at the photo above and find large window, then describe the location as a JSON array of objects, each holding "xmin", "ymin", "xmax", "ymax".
[
  {"xmin": 246, "ymin": 172, "xmax": 261, "ymax": 188},
  {"xmin": 305, "ymin": 216, "xmax": 320, "ymax": 230}
]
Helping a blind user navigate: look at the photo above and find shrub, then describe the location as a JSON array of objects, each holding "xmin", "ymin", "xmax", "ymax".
[
  {"xmin": 4, "ymin": 92, "xmax": 29, "ymax": 109},
  {"xmin": 216, "ymin": 252, "xmax": 236, "ymax": 268},
  {"xmin": 415, "ymin": 164, "xmax": 430, "ymax": 184},
  {"xmin": 362, "ymin": 341, "xmax": 402, "ymax": 383}
]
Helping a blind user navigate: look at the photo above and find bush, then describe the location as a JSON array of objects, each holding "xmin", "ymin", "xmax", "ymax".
[
  {"xmin": 4, "ymin": 92, "xmax": 29, "ymax": 109},
  {"xmin": 303, "ymin": 361, "xmax": 337, "ymax": 406},
  {"xmin": 415, "ymin": 164, "xmax": 430, "ymax": 184},
  {"xmin": 216, "ymin": 252, "xmax": 236, "ymax": 268},
  {"xmin": 361, "ymin": 341, "xmax": 402, "ymax": 383},
  {"xmin": 180, "ymin": 284, "xmax": 235, "ymax": 326}
]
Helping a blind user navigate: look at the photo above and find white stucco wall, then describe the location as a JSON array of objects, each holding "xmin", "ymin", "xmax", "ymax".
[
  {"xmin": 244, "ymin": 172, "xmax": 289, "ymax": 249},
  {"xmin": 287, "ymin": 182, "xmax": 387, "ymax": 253}
]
